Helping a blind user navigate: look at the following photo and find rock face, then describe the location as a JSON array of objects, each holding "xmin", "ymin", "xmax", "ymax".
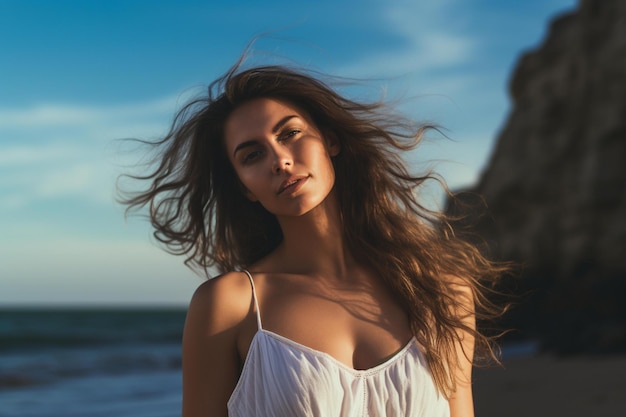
[{"xmin": 449, "ymin": 0, "xmax": 626, "ymax": 354}]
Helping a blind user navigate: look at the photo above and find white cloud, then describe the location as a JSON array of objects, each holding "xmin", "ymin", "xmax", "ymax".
[
  {"xmin": 1, "ymin": 172, "xmax": 105, "ymax": 209},
  {"xmin": 0, "ymin": 146, "xmax": 114, "ymax": 208},
  {"xmin": 0, "ymin": 93, "xmax": 192, "ymax": 210},
  {"xmin": 338, "ymin": 0, "xmax": 476, "ymax": 78},
  {"xmin": 0, "ymin": 105, "xmax": 101, "ymax": 127},
  {"xmin": 0, "ymin": 94, "xmax": 185, "ymax": 129},
  {"xmin": 0, "ymin": 144, "xmax": 83, "ymax": 167},
  {"xmin": 37, "ymin": 163, "xmax": 95, "ymax": 197}
]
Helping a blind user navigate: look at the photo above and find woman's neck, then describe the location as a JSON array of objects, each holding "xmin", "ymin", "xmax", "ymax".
[{"xmin": 273, "ymin": 194, "xmax": 354, "ymax": 279}]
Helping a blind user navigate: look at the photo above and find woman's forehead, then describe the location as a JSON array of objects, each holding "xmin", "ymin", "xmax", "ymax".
[
  {"xmin": 229, "ymin": 98, "xmax": 299, "ymax": 124},
  {"xmin": 224, "ymin": 98, "xmax": 311, "ymax": 144}
]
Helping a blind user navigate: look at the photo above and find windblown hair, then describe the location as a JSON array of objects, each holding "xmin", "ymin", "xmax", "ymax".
[{"xmin": 120, "ymin": 62, "xmax": 507, "ymax": 396}]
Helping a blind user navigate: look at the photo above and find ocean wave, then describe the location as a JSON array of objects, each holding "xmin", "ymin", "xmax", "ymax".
[
  {"xmin": 0, "ymin": 343, "xmax": 182, "ymax": 389},
  {"xmin": 0, "ymin": 309, "xmax": 186, "ymax": 390},
  {"xmin": 0, "ymin": 308, "xmax": 186, "ymax": 352},
  {"xmin": 0, "ymin": 331, "xmax": 183, "ymax": 351}
]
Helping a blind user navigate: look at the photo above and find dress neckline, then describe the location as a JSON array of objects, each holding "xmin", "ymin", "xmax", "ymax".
[
  {"xmin": 255, "ymin": 328, "xmax": 420, "ymax": 376},
  {"xmin": 241, "ymin": 269, "xmax": 422, "ymax": 376}
]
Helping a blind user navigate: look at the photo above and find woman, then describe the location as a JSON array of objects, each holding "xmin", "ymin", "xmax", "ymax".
[{"xmin": 122, "ymin": 62, "xmax": 505, "ymax": 417}]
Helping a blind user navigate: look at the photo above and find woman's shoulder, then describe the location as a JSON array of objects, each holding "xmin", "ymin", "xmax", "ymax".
[
  {"xmin": 186, "ymin": 271, "xmax": 254, "ymax": 333},
  {"xmin": 182, "ymin": 272, "xmax": 254, "ymax": 415},
  {"xmin": 192, "ymin": 270, "xmax": 252, "ymax": 299}
]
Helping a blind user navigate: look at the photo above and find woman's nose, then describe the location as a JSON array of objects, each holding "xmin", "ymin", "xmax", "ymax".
[{"xmin": 271, "ymin": 148, "xmax": 292, "ymax": 174}]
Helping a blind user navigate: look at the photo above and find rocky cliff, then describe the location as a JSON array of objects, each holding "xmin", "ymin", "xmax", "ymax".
[{"xmin": 449, "ymin": 0, "xmax": 626, "ymax": 353}]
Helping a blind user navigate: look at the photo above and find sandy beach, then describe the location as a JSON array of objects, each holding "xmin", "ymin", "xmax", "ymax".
[{"xmin": 473, "ymin": 353, "xmax": 626, "ymax": 417}]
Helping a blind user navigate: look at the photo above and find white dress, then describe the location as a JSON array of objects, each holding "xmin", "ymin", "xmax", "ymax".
[{"xmin": 227, "ymin": 270, "xmax": 450, "ymax": 417}]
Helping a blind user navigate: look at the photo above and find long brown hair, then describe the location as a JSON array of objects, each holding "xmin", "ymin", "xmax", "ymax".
[{"xmin": 120, "ymin": 62, "xmax": 507, "ymax": 396}]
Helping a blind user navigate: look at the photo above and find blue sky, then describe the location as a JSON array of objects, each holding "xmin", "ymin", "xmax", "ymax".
[{"xmin": 0, "ymin": 0, "xmax": 577, "ymax": 306}]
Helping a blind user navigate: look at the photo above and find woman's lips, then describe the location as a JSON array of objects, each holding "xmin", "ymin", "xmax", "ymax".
[{"xmin": 277, "ymin": 175, "xmax": 309, "ymax": 195}]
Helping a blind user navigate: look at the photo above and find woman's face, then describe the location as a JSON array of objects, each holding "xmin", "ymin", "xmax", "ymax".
[{"xmin": 223, "ymin": 97, "xmax": 340, "ymax": 218}]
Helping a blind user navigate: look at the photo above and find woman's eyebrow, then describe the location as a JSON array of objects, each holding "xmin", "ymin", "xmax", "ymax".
[
  {"xmin": 272, "ymin": 115, "xmax": 299, "ymax": 134},
  {"xmin": 233, "ymin": 115, "xmax": 300, "ymax": 157},
  {"xmin": 233, "ymin": 140, "xmax": 259, "ymax": 157}
]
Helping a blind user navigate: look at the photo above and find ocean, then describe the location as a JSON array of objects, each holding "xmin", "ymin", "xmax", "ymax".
[
  {"xmin": 0, "ymin": 307, "xmax": 538, "ymax": 416},
  {"xmin": 0, "ymin": 308, "xmax": 187, "ymax": 417}
]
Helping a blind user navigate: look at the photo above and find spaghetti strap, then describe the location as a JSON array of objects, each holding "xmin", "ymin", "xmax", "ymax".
[{"xmin": 242, "ymin": 270, "xmax": 263, "ymax": 330}]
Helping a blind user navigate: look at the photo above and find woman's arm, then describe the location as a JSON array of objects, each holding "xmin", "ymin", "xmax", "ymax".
[
  {"xmin": 182, "ymin": 273, "xmax": 251, "ymax": 417},
  {"xmin": 447, "ymin": 278, "xmax": 476, "ymax": 417}
]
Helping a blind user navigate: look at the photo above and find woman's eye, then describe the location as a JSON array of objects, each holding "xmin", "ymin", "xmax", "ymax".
[
  {"xmin": 281, "ymin": 129, "xmax": 301, "ymax": 140},
  {"xmin": 243, "ymin": 150, "xmax": 263, "ymax": 163}
]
